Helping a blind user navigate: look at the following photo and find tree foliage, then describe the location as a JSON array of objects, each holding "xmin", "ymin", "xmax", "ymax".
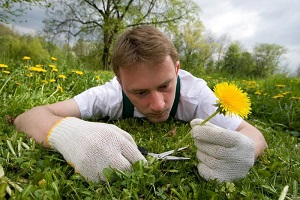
[
  {"xmin": 252, "ymin": 43, "xmax": 287, "ymax": 77},
  {"xmin": 43, "ymin": 0, "xmax": 200, "ymax": 70},
  {"xmin": 0, "ymin": 0, "xmax": 45, "ymax": 23}
]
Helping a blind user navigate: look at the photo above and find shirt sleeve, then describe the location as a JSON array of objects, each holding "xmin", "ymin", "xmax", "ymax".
[{"xmin": 73, "ymin": 77, "xmax": 123, "ymax": 120}]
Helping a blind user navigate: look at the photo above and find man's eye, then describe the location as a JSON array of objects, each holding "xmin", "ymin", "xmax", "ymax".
[
  {"xmin": 159, "ymin": 84, "xmax": 169, "ymax": 90},
  {"xmin": 135, "ymin": 91, "xmax": 146, "ymax": 96}
]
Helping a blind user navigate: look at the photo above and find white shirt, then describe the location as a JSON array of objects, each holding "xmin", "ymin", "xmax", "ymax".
[{"xmin": 74, "ymin": 69, "xmax": 242, "ymax": 131}]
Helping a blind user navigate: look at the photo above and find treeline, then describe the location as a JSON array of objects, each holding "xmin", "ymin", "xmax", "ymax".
[
  {"xmin": 1, "ymin": 0, "xmax": 295, "ymax": 78},
  {"xmin": 1, "ymin": 23, "xmax": 290, "ymax": 78}
]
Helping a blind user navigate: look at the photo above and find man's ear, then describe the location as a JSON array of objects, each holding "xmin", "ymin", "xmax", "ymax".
[{"xmin": 175, "ymin": 61, "xmax": 180, "ymax": 75}]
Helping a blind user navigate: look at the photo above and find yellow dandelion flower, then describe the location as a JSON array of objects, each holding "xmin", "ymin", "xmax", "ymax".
[
  {"xmin": 57, "ymin": 85, "xmax": 63, "ymax": 92},
  {"xmin": 28, "ymin": 73, "xmax": 34, "ymax": 77},
  {"xmin": 52, "ymin": 68, "xmax": 58, "ymax": 72},
  {"xmin": 75, "ymin": 70, "xmax": 84, "ymax": 75},
  {"xmin": 51, "ymin": 57, "xmax": 57, "ymax": 61},
  {"xmin": 273, "ymin": 94, "xmax": 284, "ymax": 99},
  {"xmin": 23, "ymin": 56, "xmax": 31, "ymax": 60},
  {"xmin": 0, "ymin": 64, "xmax": 8, "ymax": 68},
  {"xmin": 35, "ymin": 64, "xmax": 42, "ymax": 68},
  {"xmin": 291, "ymin": 97, "xmax": 300, "ymax": 101},
  {"xmin": 42, "ymin": 80, "xmax": 48, "ymax": 84},
  {"xmin": 49, "ymin": 64, "xmax": 56, "ymax": 68},
  {"xmin": 3, "ymin": 70, "xmax": 10, "ymax": 74},
  {"xmin": 50, "ymin": 79, "xmax": 56, "ymax": 83},
  {"xmin": 58, "ymin": 74, "xmax": 66, "ymax": 79},
  {"xmin": 276, "ymin": 84, "xmax": 285, "ymax": 88},
  {"xmin": 38, "ymin": 179, "xmax": 46, "ymax": 185},
  {"xmin": 214, "ymin": 82, "xmax": 251, "ymax": 118},
  {"xmin": 255, "ymin": 91, "xmax": 262, "ymax": 95},
  {"xmin": 96, "ymin": 75, "xmax": 101, "ymax": 80},
  {"xmin": 29, "ymin": 67, "xmax": 47, "ymax": 73}
]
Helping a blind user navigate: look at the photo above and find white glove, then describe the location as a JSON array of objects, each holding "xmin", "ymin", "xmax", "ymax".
[
  {"xmin": 190, "ymin": 118, "xmax": 255, "ymax": 183},
  {"xmin": 47, "ymin": 117, "xmax": 146, "ymax": 182}
]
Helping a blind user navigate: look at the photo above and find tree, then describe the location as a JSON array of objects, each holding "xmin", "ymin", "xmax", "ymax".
[
  {"xmin": 222, "ymin": 41, "xmax": 243, "ymax": 75},
  {"xmin": 0, "ymin": 0, "xmax": 46, "ymax": 23},
  {"xmin": 252, "ymin": 43, "xmax": 287, "ymax": 77},
  {"xmin": 43, "ymin": 0, "xmax": 200, "ymax": 70}
]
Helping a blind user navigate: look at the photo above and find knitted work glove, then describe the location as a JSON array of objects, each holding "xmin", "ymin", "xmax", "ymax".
[
  {"xmin": 47, "ymin": 117, "xmax": 146, "ymax": 182},
  {"xmin": 190, "ymin": 118, "xmax": 255, "ymax": 183}
]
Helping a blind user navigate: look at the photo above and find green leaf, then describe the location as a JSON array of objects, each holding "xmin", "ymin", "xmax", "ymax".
[{"xmin": 290, "ymin": 131, "xmax": 300, "ymax": 137}]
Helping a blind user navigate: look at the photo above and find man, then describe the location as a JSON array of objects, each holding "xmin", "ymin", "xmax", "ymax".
[{"xmin": 14, "ymin": 25, "xmax": 267, "ymax": 183}]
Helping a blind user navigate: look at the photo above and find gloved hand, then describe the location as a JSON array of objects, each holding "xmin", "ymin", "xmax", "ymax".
[
  {"xmin": 47, "ymin": 117, "xmax": 146, "ymax": 182},
  {"xmin": 190, "ymin": 118, "xmax": 255, "ymax": 183}
]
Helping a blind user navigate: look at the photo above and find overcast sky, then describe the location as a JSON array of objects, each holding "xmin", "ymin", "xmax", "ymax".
[
  {"xmin": 8, "ymin": 0, "xmax": 300, "ymax": 74},
  {"xmin": 194, "ymin": 0, "xmax": 300, "ymax": 74}
]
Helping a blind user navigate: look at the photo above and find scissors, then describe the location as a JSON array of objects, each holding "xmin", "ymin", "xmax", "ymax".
[{"xmin": 138, "ymin": 146, "xmax": 190, "ymax": 160}]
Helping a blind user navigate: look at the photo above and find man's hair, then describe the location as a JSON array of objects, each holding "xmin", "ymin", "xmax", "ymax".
[{"xmin": 111, "ymin": 25, "xmax": 178, "ymax": 77}]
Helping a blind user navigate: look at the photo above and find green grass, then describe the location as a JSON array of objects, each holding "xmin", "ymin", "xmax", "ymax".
[{"xmin": 0, "ymin": 58, "xmax": 300, "ymax": 199}]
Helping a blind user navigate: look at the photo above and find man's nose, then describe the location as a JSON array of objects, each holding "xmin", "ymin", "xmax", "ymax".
[{"xmin": 149, "ymin": 91, "xmax": 165, "ymax": 112}]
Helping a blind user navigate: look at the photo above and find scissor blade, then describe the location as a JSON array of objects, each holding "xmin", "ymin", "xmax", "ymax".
[
  {"xmin": 163, "ymin": 156, "xmax": 190, "ymax": 160},
  {"xmin": 158, "ymin": 146, "xmax": 189, "ymax": 159}
]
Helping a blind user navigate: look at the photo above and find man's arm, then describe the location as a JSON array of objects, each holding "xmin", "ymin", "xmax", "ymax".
[
  {"xmin": 236, "ymin": 120, "xmax": 267, "ymax": 159},
  {"xmin": 14, "ymin": 99, "xmax": 81, "ymax": 148}
]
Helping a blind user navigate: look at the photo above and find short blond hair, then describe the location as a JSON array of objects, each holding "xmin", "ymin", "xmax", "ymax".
[{"xmin": 111, "ymin": 25, "xmax": 178, "ymax": 77}]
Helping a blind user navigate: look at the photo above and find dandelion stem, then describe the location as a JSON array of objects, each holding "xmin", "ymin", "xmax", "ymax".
[{"xmin": 172, "ymin": 108, "xmax": 221, "ymax": 155}]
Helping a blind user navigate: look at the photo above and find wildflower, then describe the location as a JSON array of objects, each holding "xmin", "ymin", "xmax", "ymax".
[
  {"xmin": 57, "ymin": 85, "xmax": 63, "ymax": 92},
  {"xmin": 75, "ymin": 70, "xmax": 84, "ymax": 75},
  {"xmin": 38, "ymin": 179, "xmax": 46, "ymax": 185},
  {"xmin": 173, "ymin": 82, "xmax": 251, "ymax": 154},
  {"xmin": 28, "ymin": 73, "xmax": 33, "ymax": 77},
  {"xmin": 0, "ymin": 64, "xmax": 8, "ymax": 68},
  {"xmin": 35, "ymin": 64, "xmax": 42, "ymax": 68},
  {"xmin": 29, "ymin": 67, "xmax": 47, "ymax": 73},
  {"xmin": 50, "ymin": 79, "xmax": 56, "ymax": 83},
  {"xmin": 96, "ymin": 75, "xmax": 101, "ymax": 80},
  {"xmin": 291, "ymin": 97, "xmax": 300, "ymax": 101},
  {"xmin": 214, "ymin": 82, "xmax": 251, "ymax": 118},
  {"xmin": 273, "ymin": 94, "xmax": 284, "ymax": 99},
  {"xmin": 276, "ymin": 84, "xmax": 285, "ymax": 88},
  {"xmin": 49, "ymin": 64, "xmax": 56, "ymax": 68},
  {"xmin": 255, "ymin": 91, "xmax": 262, "ymax": 95},
  {"xmin": 23, "ymin": 56, "xmax": 30, "ymax": 60},
  {"xmin": 42, "ymin": 80, "xmax": 48, "ymax": 84},
  {"xmin": 58, "ymin": 74, "xmax": 66, "ymax": 79},
  {"xmin": 51, "ymin": 57, "xmax": 57, "ymax": 61},
  {"xmin": 3, "ymin": 70, "xmax": 10, "ymax": 74},
  {"xmin": 52, "ymin": 68, "xmax": 58, "ymax": 72}
]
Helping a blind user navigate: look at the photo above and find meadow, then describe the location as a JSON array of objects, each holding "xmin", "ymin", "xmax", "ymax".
[{"xmin": 0, "ymin": 57, "xmax": 299, "ymax": 199}]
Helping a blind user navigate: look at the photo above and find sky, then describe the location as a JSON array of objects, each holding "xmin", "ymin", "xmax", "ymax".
[
  {"xmin": 7, "ymin": 0, "xmax": 300, "ymax": 74},
  {"xmin": 194, "ymin": 0, "xmax": 300, "ymax": 75}
]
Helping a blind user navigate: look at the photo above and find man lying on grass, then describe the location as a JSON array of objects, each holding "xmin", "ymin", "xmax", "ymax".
[{"xmin": 14, "ymin": 25, "xmax": 267, "ymax": 183}]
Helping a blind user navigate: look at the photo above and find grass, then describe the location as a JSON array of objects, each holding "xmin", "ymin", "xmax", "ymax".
[{"xmin": 0, "ymin": 58, "xmax": 300, "ymax": 199}]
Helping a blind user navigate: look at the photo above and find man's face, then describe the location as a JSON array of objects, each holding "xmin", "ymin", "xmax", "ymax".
[{"xmin": 118, "ymin": 56, "xmax": 180, "ymax": 122}]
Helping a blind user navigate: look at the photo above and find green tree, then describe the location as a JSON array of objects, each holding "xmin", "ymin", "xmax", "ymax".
[
  {"xmin": 43, "ymin": 0, "xmax": 200, "ymax": 70},
  {"xmin": 0, "ymin": 0, "xmax": 46, "ymax": 23},
  {"xmin": 222, "ymin": 41, "xmax": 243, "ymax": 75},
  {"xmin": 252, "ymin": 43, "xmax": 287, "ymax": 77}
]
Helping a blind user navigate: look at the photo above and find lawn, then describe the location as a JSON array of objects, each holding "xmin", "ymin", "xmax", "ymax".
[{"xmin": 0, "ymin": 58, "xmax": 299, "ymax": 199}]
